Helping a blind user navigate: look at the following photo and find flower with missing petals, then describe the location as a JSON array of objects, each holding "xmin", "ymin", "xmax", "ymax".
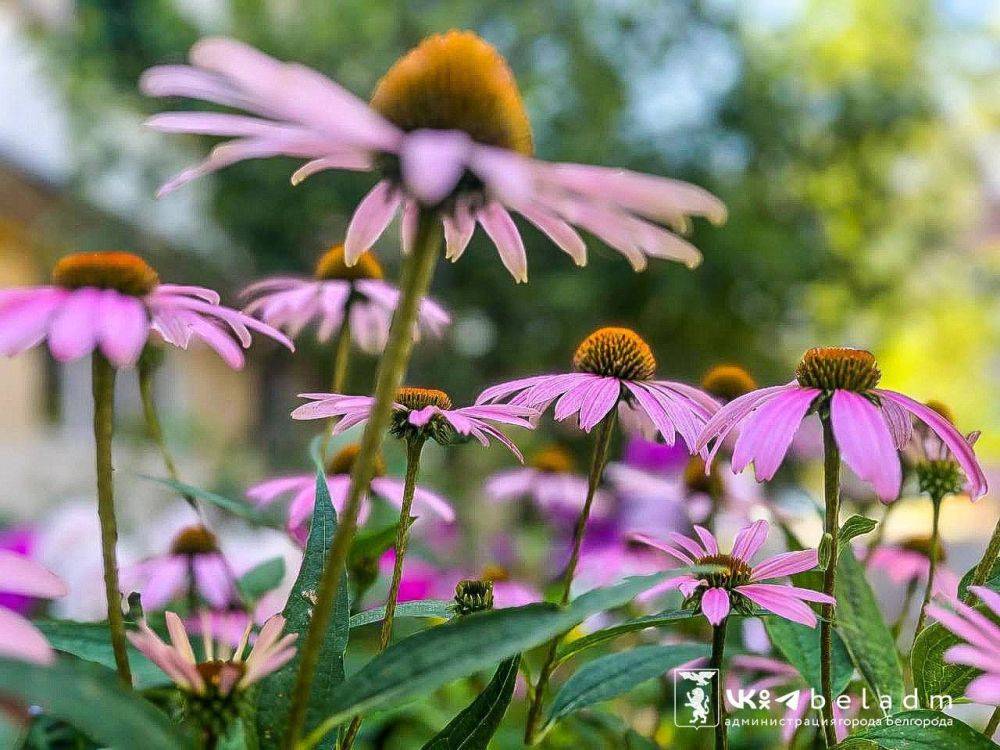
[
  {"xmin": 141, "ymin": 31, "xmax": 725, "ymax": 282},
  {"xmin": 0, "ymin": 551, "xmax": 67, "ymax": 664},
  {"xmin": 477, "ymin": 327, "xmax": 718, "ymax": 451},
  {"xmin": 632, "ymin": 520, "xmax": 834, "ymax": 627},
  {"xmin": 241, "ymin": 244, "xmax": 449, "ymax": 351},
  {"xmin": 926, "ymin": 588, "xmax": 1000, "ymax": 705},
  {"xmin": 291, "ymin": 386, "xmax": 535, "ymax": 457},
  {"xmin": 0, "ymin": 252, "xmax": 291, "ymax": 368},
  {"xmin": 246, "ymin": 444, "xmax": 454, "ymax": 544},
  {"xmin": 696, "ymin": 347, "xmax": 988, "ymax": 503}
]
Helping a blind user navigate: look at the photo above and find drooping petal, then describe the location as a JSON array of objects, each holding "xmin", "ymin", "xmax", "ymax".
[
  {"xmin": 731, "ymin": 388, "xmax": 818, "ymax": 481},
  {"xmin": 344, "ymin": 181, "xmax": 401, "ymax": 264},
  {"xmin": 0, "ymin": 607, "xmax": 55, "ymax": 664},
  {"xmin": 477, "ymin": 203, "xmax": 528, "ymax": 283},
  {"xmin": 516, "ymin": 205, "xmax": 587, "ymax": 266},
  {"xmin": 0, "ymin": 551, "xmax": 67, "ymax": 599},
  {"xmin": 399, "ymin": 129, "xmax": 472, "ymax": 207},
  {"xmin": 701, "ymin": 587, "xmax": 731, "ymax": 625},
  {"xmin": 47, "ymin": 288, "xmax": 102, "ymax": 362},
  {"xmin": 98, "ymin": 291, "xmax": 150, "ymax": 367},
  {"xmin": 735, "ymin": 584, "xmax": 824, "ymax": 628},
  {"xmin": 831, "ymin": 390, "xmax": 902, "ymax": 503}
]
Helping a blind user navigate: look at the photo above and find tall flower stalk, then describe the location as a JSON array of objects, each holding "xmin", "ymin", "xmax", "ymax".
[
  {"xmin": 711, "ymin": 618, "xmax": 729, "ymax": 750},
  {"xmin": 966, "ymin": 518, "xmax": 1000, "ymax": 604},
  {"xmin": 819, "ymin": 413, "xmax": 840, "ymax": 747},
  {"xmin": 524, "ymin": 411, "xmax": 616, "ymax": 744},
  {"xmin": 913, "ymin": 492, "xmax": 944, "ymax": 638},
  {"xmin": 283, "ymin": 212, "xmax": 442, "ymax": 748},
  {"xmin": 92, "ymin": 352, "xmax": 132, "ymax": 685}
]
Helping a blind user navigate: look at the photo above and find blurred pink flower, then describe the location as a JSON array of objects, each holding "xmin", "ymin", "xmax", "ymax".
[
  {"xmin": 926, "ymin": 587, "xmax": 1000, "ymax": 705},
  {"xmin": 0, "ymin": 527, "xmax": 36, "ymax": 616},
  {"xmin": 128, "ymin": 611, "xmax": 296, "ymax": 696},
  {"xmin": 478, "ymin": 327, "xmax": 717, "ymax": 450},
  {"xmin": 241, "ymin": 245, "xmax": 448, "ymax": 351},
  {"xmin": 697, "ymin": 348, "xmax": 988, "ymax": 503},
  {"xmin": 0, "ymin": 551, "xmax": 67, "ymax": 664},
  {"xmin": 867, "ymin": 542, "xmax": 958, "ymax": 597},
  {"xmin": 141, "ymin": 33, "xmax": 725, "ymax": 282},
  {"xmin": 632, "ymin": 520, "xmax": 834, "ymax": 627},
  {"xmin": 0, "ymin": 252, "xmax": 292, "ymax": 369}
]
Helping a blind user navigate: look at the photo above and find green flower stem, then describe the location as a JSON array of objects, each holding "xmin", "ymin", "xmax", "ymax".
[
  {"xmin": 863, "ymin": 499, "xmax": 897, "ymax": 564},
  {"xmin": 138, "ymin": 355, "xmax": 199, "ymax": 512},
  {"xmin": 890, "ymin": 577, "xmax": 919, "ymax": 641},
  {"xmin": 92, "ymin": 353, "xmax": 132, "ymax": 686},
  {"xmin": 913, "ymin": 493, "xmax": 944, "ymax": 639},
  {"xmin": 330, "ymin": 300, "xmax": 353, "ymax": 394},
  {"xmin": 341, "ymin": 435, "xmax": 426, "ymax": 750},
  {"xmin": 711, "ymin": 618, "xmax": 729, "ymax": 750},
  {"xmin": 985, "ymin": 707, "xmax": 1000, "ymax": 739},
  {"xmin": 964, "ymin": 514, "xmax": 1000, "ymax": 604},
  {"xmin": 524, "ymin": 410, "xmax": 617, "ymax": 745},
  {"xmin": 819, "ymin": 413, "xmax": 840, "ymax": 748},
  {"xmin": 283, "ymin": 211, "xmax": 442, "ymax": 750}
]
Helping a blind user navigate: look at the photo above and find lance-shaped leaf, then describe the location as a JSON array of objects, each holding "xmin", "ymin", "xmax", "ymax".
[
  {"xmin": 555, "ymin": 609, "xmax": 695, "ymax": 665},
  {"xmin": 764, "ymin": 615, "xmax": 854, "ymax": 695},
  {"xmin": 237, "ymin": 556, "xmax": 285, "ymax": 601},
  {"xmin": 836, "ymin": 710, "xmax": 996, "ymax": 749},
  {"xmin": 349, "ymin": 600, "xmax": 454, "ymax": 629},
  {"xmin": 140, "ymin": 475, "xmax": 283, "ymax": 528}
]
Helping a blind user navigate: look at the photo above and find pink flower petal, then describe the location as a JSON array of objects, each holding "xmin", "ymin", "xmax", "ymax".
[
  {"xmin": 0, "ymin": 551, "xmax": 67, "ymax": 599},
  {"xmin": 735, "ymin": 584, "xmax": 822, "ymax": 627},
  {"xmin": 399, "ymin": 129, "xmax": 472, "ymax": 207},
  {"xmin": 98, "ymin": 291, "xmax": 150, "ymax": 367},
  {"xmin": 751, "ymin": 550, "xmax": 819, "ymax": 581},
  {"xmin": 731, "ymin": 519, "xmax": 770, "ymax": 562},
  {"xmin": 477, "ymin": 203, "xmax": 528, "ymax": 283},
  {"xmin": 0, "ymin": 606, "xmax": 55, "ymax": 664},
  {"xmin": 731, "ymin": 388, "xmax": 817, "ymax": 481},
  {"xmin": 831, "ymin": 390, "xmax": 901, "ymax": 503},
  {"xmin": 344, "ymin": 180, "xmax": 401, "ymax": 264},
  {"xmin": 47, "ymin": 288, "xmax": 102, "ymax": 362},
  {"xmin": 701, "ymin": 587, "xmax": 731, "ymax": 625}
]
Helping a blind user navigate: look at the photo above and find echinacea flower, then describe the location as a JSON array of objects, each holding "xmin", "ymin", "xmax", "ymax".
[
  {"xmin": 477, "ymin": 327, "xmax": 718, "ymax": 449},
  {"xmin": 291, "ymin": 387, "xmax": 535, "ymax": 458},
  {"xmin": 700, "ymin": 364, "xmax": 758, "ymax": 404},
  {"xmin": 246, "ymin": 443, "xmax": 454, "ymax": 544},
  {"xmin": 128, "ymin": 611, "xmax": 296, "ymax": 704},
  {"xmin": 241, "ymin": 244, "xmax": 449, "ymax": 351},
  {"xmin": 697, "ymin": 347, "xmax": 989, "ymax": 503},
  {"xmin": 0, "ymin": 551, "xmax": 67, "ymax": 664},
  {"xmin": 0, "ymin": 251, "xmax": 292, "ymax": 369},
  {"xmin": 926, "ymin": 587, "xmax": 1000, "ymax": 705},
  {"xmin": 906, "ymin": 399, "xmax": 980, "ymax": 501},
  {"xmin": 632, "ymin": 520, "xmax": 834, "ymax": 627},
  {"xmin": 140, "ymin": 31, "xmax": 726, "ymax": 282},
  {"xmin": 484, "ymin": 445, "xmax": 613, "ymax": 518},
  {"xmin": 868, "ymin": 537, "xmax": 958, "ymax": 597},
  {"xmin": 121, "ymin": 525, "xmax": 237, "ymax": 610}
]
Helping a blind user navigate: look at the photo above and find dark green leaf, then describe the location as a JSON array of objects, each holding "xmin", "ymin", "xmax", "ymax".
[
  {"xmin": 546, "ymin": 644, "xmax": 707, "ymax": 728},
  {"xmin": 836, "ymin": 710, "xmax": 996, "ymax": 749},
  {"xmin": 237, "ymin": 557, "xmax": 285, "ymax": 601},
  {"xmin": 349, "ymin": 600, "xmax": 453, "ymax": 629},
  {"xmin": 764, "ymin": 615, "xmax": 854, "ymax": 695},
  {"xmin": 834, "ymin": 548, "xmax": 905, "ymax": 711},
  {"xmin": 349, "ymin": 520, "xmax": 400, "ymax": 565},
  {"xmin": 421, "ymin": 656, "xmax": 519, "ymax": 750},
  {"xmin": 0, "ymin": 657, "xmax": 193, "ymax": 749},
  {"xmin": 958, "ymin": 559, "xmax": 1000, "ymax": 600},
  {"xmin": 139, "ymin": 475, "xmax": 283, "ymax": 528},
  {"xmin": 839, "ymin": 515, "xmax": 878, "ymax": 549},
  {"xmin": 301, "ymin": 572, "xmax": 670, "ymax": 748},
  {"xmin": 256, "ymin": 470, "xmax": 351, "ymax": 749},
  {"xmin": 555, "ymin": 609, "xmax": 695, "ymax": 665},
  {"xmin": 910, "ymin": 617, "xmax": 981, "ymax": 707},
  {"xmin": 33, "ymin": 619, "xmax": 168, "ymax": 690}
]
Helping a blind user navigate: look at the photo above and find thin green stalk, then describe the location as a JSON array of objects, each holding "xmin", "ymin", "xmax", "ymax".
[
  {"xmin": 711, "ymin": 618, "xmax": 729, "ymax": 750},
  {"xmin": 863, "ymin": 499, "xmax": 897, "ymax": 564},
  {"xmin": 985, "ymin": 707, "xmax": 1000, "ymax": 739},
  {"xmin": 964, "ymin": 514, "xmax": 1000, "ymax": 604},
  {"xmin": 285, "ymin": 211, "xmax": 442, "ymax": 750},
  {"xmin": 524, "ymin": 411, "xmax": 617, "ymax": 745},
  {"xmin": 913, "ymin": 494, "xmax": 943, "ymax": 639},
  {"xmin": 890, "ymin": 578, "xmax": 919, "ymax": 641},
  {"xmin": 92, "ymin": 353, "xmax": 132, "ymax": 686},
  {"xmin": 330, "ymin": 305, "xmax": 353, "ymax": 395},
  {"xmin": 819, "ymin": 413, "xmax": 840, "ymax": 748},
  {"xmin": 341, "ymin": 436, "xmax": 425, "ymax": 750}
]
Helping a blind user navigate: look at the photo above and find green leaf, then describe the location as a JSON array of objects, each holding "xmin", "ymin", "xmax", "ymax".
[
  {"xmin": 33, "ymin": 619, "xmax": 168, "ymax": 690},
  {"xmin": 555, "ymin": 609, "xmax": 695, "ymax": 665},
  {"xmin": 834, "ymin": 548, "xmax": 906, "ymax": 712},
  {"xmin": 139, "ymin": 475, "xmax": 283, "ymax": 528},
  {"xmin": 910, "ymin": 617, "xmax": 982, "ymax": 707},
  {"xmin": 958, "ymin": 559, "xmax": 1000, "ymax": 599},
  {"xmin": 839, "ymin": 515, "xmax": 878, "ymax": 549},
  {"xmin": 546, "ymin": 644, "xmax": 707, "ymax": 729},
  {"xmin": 764, "ymin": 615, "xmax": 854, "ymax": 695},
  {"xmin": 237, "ymin": 557, "xmax": 286, "ymax": 601},
  {"xmin": 0, "ymin": 657, "xmax": 193, "ymax": 749},
  {"xmin": 421, "ymin": 656, "xmax": 520, "ymax": 750},
  {"xmin": 256, "ymin": 470, "xmax": 351, "ymax": 749},
  {"xmin": 349, "ymin": 600, "xmax": 453, "ymax": 629},
  {"xmin": 301, "ymin": 572, "xmax": 670, "ymax": 748},
  {"xmin": 836, "ymin": 710, "xmax": 996, "ymax": 749}
]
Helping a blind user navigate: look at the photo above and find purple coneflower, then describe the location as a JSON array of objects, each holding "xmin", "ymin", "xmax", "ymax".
[
  {"xmin": 0, "ymin": 551, "xmax": 67, "ymax": 664},
  {"xmin": 632, "ymin": 520, "xmax": 834, "ymax": 627},
  {"xmin": 246, "ymin": 443, "xmax": 454, "ymax": 545},
  {"xmin": 121, "ymin": 525, "xmax": 236, "ymax": 611},
  {"xmin": 926, "ymin": 587, "xmax": 1000, "ymax": 705},
  {"xmin": 141, "ymin": 32, "xmax": 725, "ymax": 282},
  {"xmin": 869, "ymin": 536, "xmax": 958, "ymax": 639}
]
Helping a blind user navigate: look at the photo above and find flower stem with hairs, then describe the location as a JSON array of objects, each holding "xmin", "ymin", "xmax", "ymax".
[
  {"xmin": 712, "ymin": 618, "xmax": 729, "ymax": 750},
  {"xmin": 284, "ymin": 211, "xmax": 442, "ymax": 750},
  {"xmin": 524, "ymin": 411, "xmax": 617, "ymax": 745},
  {"xmin": 964, "ymin": 516, "xmax": 1000, "ymax": 605},
  {"xmin": 891, "ymin": 578, "xmax": 920, "ymax": 640},
  {"xmin": 341, "ymin": 434, "xmax": 426, "ymax": 750},
  {"xmin": 986, "ymin": 707, "xmax": 1000, "ymax": 739},
  {"xmin": 330, "ymin": 301, "xmax": 353, "ymax": 394},
  {"xmin": 92, "ymin": 353, "xmax": 132, "ymax": 685},
  {"xmin": 913, "ymin": 493, "xmax": 944, "ymax": 639},
  {"xmin": 819, "ymin": 413, "xmax": 840, "ymax": 748}
]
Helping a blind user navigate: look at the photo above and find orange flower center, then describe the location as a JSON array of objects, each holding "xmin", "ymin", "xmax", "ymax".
[
  {"xmin": 481, "ymin": 564, "xmax": 510, "ymax": 583},
  {"xmin": 314, "ymin": 244, "xmax": 384, "ymax": 281},
  {"xmin": 795, "ymin": 347, "xmax": 881, "ymax": 392},
  {"xmin": 923, "ymin": 399, "xmax": 954, "ymax": 425},
  {"xmin": 395, "ymin": 386, "xmax": 452, "ymax": 411},
  {"xmin": 170, "ymin": 525, "xmax": 220, "ymax": 556},
  {"xmin": 52, "ymin": 251, "xmax": 159, "ymax": 296},
  {"xmin": 573, "ymin": 327, "xmax": 656, "ymax": 381},
  {"xmin": 325, "ymin": 443, "xmax": 386, "ymax": 477},
  {"xmin": 683, "ymin": 456, "xmax": 723, "ymax": 497},
  {"xmin": 370, "ymin": 30, "xmax": 533, "ymax": 155},
  {"xmin": 529, "ymin": 445, "xmax": 575, "ymax": 474},
  {"xmin": 701, "ymin": 364, "xmax": 757, "ymax": 401},
  {"xmin": 697, "ymin": 553, "xmax": 753, "ymax": 588}
]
